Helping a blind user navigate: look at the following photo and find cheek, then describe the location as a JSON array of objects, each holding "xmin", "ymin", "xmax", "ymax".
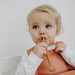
[
  {"xmin": 30, "ymin": 32, "xmax": 39, "ymax": 44},
  {"xmin": 47, "ymin": 29, "xmax": 56, "ymax": 40},
  {"xmin": 48, "ymin": 33, "xmax": 56, "ymax": 40},
  {"xmin": 30, "ymin": 31, "xmax": 36, "ymax": 38},
  {"xmin": 30, "ymin": 30, "xmax": 38, "ymax": 40}
]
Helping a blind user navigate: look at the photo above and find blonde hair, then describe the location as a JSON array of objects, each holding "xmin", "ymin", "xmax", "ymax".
[{"xmin": 27, "ymin": 5, "xmax": 63, "ymax": 34}]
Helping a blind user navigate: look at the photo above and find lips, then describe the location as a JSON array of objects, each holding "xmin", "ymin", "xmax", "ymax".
[{"xmin": 39, "ymin": 36, "xmax": 47, "ymax": 42}]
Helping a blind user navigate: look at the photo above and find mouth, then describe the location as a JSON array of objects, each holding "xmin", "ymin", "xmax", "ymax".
[{"xmin": 39, "ymin": 36, "xmax": 47, "ymax": 42}]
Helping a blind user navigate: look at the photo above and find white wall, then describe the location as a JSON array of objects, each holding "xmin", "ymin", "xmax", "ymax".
[{"xmin": 0, "ymin": 0, "xmax": 75, "ymax": 57}]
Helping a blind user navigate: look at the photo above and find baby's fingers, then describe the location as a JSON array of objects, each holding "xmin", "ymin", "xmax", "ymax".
[
  {"xmin": 38, "ymin": 42, "xmax": 48, "ymax": 48},
  {"xmin": 55, "ymin": 41, "xmax": 66, "ymax": 53},
  {"xmin": 42, "ymin": 47, "xmax": 47, "ymax": 55},
  {"xmin": 55, "ymin": 49, "xmax": 63, "ymax": 53}
]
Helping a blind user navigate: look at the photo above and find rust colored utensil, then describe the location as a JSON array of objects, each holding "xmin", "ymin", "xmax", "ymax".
[{"xmin": 40, "ymin": 36, "xmax": 56, "ymax": 72}]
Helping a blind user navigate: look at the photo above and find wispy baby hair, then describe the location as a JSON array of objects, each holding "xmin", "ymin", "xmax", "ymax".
[{"xmin": 27, "ymin": 4, "xmax": 63, "ymax": 34}]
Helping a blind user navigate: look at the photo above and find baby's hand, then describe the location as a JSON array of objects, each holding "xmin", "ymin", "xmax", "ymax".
[
  {"xmin": 32, "ymin": 42, "xmax": 48, "ymax": 58},
  {"xmin": 55, "ymin": 41, "xmax": 66, "ymax": 53}
]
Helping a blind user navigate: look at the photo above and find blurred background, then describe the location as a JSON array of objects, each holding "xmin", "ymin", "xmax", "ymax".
[{"xmin": 0, "ymin": 0, "xmax": 75, "ymax": 58}]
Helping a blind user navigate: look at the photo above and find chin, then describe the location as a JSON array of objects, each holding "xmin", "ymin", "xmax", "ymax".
[{"xmin": 48, "ymin": 41, "xmax": 55, "ymax": 46}]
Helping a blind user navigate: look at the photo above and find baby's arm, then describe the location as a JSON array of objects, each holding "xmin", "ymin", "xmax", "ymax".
[
  {"xmin": 60, "ymin": 47, "xmax": 75, "ymax": 67},
  {"xmin": 15, "ymin": 49, "xmax": 43, "ymax": 75},
  {"xmin": 55, "ymin": 41, "xmax": 75, "ymax": 67}
]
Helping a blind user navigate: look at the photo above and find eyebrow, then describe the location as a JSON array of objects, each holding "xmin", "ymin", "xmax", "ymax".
[
  {"xmin": 44, "ymin": 22, "xmax": 54, "ymax": 25},
  {"xmin": 31, "ymin": 23, "xmax": 39, "ymax": 25}
]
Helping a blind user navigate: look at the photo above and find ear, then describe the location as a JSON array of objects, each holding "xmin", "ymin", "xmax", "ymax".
[{"xmin": 56, "ymin": 27, "xmax": 60, "ymax": 36}]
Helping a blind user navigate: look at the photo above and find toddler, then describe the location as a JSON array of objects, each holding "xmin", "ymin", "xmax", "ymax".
[{"xmin": 15, "ymin": 5, "xmax": 75, "ymax": 75}]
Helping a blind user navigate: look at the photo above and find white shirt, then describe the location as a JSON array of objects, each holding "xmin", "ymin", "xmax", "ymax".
[{"xmin": 15, "ymin": 46, "xmax": 75, "ymax": 75}]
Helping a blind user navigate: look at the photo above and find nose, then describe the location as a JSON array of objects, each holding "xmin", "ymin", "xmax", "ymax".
[
  {"xmin": 39, "ymin": 28, "xmax": 45, "ymax": 35},
  {"xmin": 40, "ymin": 33, "xmax": 45, "ymax": 35}
]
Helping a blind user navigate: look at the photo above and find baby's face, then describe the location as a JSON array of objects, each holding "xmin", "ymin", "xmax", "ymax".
[{"xmin": 29, "ymin": 12, "xmax": 58, "ymax": 46}]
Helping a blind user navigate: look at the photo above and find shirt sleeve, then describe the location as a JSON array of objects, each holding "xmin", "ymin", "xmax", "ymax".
[
  {"xmin": 15, "ymin": 50, "xmax": 43, "ymax": 75},
  {"xmin": 60, "ymin": 46, "xmax": 75, "ymax": 67}
]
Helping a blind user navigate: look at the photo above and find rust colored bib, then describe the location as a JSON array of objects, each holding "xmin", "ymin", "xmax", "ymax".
[{"xmin": 27, "ymin": 48, "xmax": 73, "ymax": 75}]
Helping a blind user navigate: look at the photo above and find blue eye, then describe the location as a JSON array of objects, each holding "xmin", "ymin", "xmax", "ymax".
[
  {"xmin": 46, "ymin": 25, "xmax": 51, "ymax": 28},
  {"xmin": 33, "ymin": 25, "xmax": 39, "ymax": 29}
]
